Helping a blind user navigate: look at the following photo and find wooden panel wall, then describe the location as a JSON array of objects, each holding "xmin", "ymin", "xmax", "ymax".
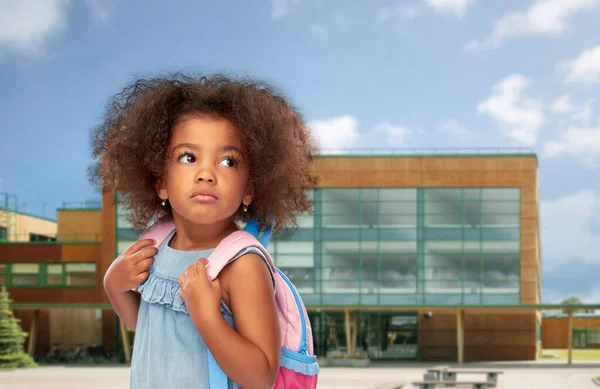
[
  {"xmin": 49, "ymin": 308, "xmax": 103, "ymax": 349},
  {"xmin": 7, "ymin": 288, "xmax": 99, "ymax": 304},
  {"xmin": 60, "ymin": 244, "xmax": 102, "ymax": 262},
  {"xmin": 418, "ymin": 308, "xmax": 537, "ymax": 361},
  {"xmin": 542, "ymin": 317, "xmax": 600, "ymax": 348},
  {"xmin": 0, "ymin": 244, "xmax": 62, "ymax": 262},
  {"xmin": 0, "ymin": 244, "xmax": 100, "ymax": 264},
  {"xmin": 57, "ymin": 210, "xmax": 102, "ymax": 240},
  {"xmin": 14, "ymin": 309, "xmax": 51, "ymax": 354},
  {"xmin": 418, "ymin": 309, "xmax": 457, "ymax": 361}
]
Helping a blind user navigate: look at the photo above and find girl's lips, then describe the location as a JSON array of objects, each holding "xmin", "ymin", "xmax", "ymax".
[
  {"xmin": 190, "ymin": 189, "xmax": 218, "ymax": 199},
  {"xmin": 190, "ymin": 194, "xmax": 218, "ymax": 203}
]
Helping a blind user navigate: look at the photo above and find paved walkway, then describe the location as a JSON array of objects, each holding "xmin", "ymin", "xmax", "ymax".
[{"xmin": 0, "ymin": 363, "xmax": 599, "ymax": 388}]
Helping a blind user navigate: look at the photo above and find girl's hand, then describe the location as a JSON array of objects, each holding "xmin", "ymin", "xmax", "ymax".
[
  {"xmin": 104, "ymin": 239, "xmax": 157, "ymax": 295},
  {"xmin": 178, "ymin": 259, "xmax": 222, "ymax": 328}
]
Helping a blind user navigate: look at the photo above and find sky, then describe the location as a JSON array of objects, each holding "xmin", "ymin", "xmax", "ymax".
[{"xmin": 0, "ymin": 0, "xmax": 599, "ymax": 305}]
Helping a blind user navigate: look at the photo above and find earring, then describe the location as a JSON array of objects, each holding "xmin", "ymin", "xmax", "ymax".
[
  {"xmin": 161, "ymin": 198, "xmax": 167, "ymax": 207},
  {"xmin": 243, "ymin": 203, "xmax": 248, "ymax": 213}
]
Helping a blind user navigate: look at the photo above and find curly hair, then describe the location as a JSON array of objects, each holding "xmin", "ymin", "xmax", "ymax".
[{"xmin": 88, "ymin": 73, "xmax": 317, "ymax": 231}]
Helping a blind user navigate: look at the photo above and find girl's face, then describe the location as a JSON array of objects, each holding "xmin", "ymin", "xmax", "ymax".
[{"xmin": 157, "ymin": 115, "xmax": 252, "ymax": 228}]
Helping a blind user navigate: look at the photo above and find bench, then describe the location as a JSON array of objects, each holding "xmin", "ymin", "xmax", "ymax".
[
  {"xmin": 441, "ymin": 370, "xmax": 503, "ymax": 387},
  {"xmin": 411, "ymin": 381, "xmax": 491, "ymax": 389},
  {"xmin": 424, "ymin": 365, "xmax": 450, "ymax": 380}
]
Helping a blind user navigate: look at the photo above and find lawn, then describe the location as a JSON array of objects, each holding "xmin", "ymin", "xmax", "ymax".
[{"xmin": 540, "ymin": 348, "xmax": 600, "ymax": 361}]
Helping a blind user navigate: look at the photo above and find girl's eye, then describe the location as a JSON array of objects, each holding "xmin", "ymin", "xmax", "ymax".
[
  {"xmin": 220, "ymin": 158, "xmax": 237, "ymax": 167},
  {"xmin": 178, "ymin": 153, "xmax": 196, "ymax": 164}
]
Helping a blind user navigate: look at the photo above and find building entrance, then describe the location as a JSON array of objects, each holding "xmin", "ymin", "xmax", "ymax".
[{"xmin": 309, "ymin": 311, "xmax": 418, "ymax": 360}]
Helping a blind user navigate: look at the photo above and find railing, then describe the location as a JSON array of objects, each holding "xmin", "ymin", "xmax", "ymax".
[
  {"xmin": 60, "ymin": 201, "xmax": 102, "ymax": 210},
  {"xmin": 314, "ymin": 147, "xmax": 535, "ymax": 156},
  {"xmin": 0, "ymin": 233, "xmax": 102, "ymax": 243}
]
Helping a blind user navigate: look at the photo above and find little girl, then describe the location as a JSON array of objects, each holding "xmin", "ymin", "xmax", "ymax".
[{"xmin": 89, "ymin": 73, "xmax": 317, "ymax": 389}]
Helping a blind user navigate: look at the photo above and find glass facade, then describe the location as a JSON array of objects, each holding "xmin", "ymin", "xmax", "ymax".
[{"xmin": 115, "ymin": 187, "xmax": 521, "ymax": 306}]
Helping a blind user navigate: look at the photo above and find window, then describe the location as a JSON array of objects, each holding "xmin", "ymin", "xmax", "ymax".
[
  {"xmin": 46, "ymin": 264, "xmax": 64, "ymax": 285},
  {"xmin": 65, "ymin": 263, "xmax": 96, "ymax": 286},
  {"xmin": 29, "ymin": 233, "xmax": 56, "ymax": 242},
  {"xmin": 12, "ymin": 264, "xmax": 40, "ymax": 286},
  {"xmin": 1, "ymin": 263, "xmax": 96, "ymax": 287},
  {"xmin": 0, "ymin": 226, "xmax": 7, "ymax": 241}
]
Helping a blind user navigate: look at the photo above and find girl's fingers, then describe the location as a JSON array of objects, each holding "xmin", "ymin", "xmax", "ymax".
[{"xmin": 197, "ymin": 258, "xmax": 208, "ymax": 266}]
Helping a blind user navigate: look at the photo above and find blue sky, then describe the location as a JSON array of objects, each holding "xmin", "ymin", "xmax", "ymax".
[{"xmin": 0, "ymin": 0, "xmax": 599, "ymax": 304}]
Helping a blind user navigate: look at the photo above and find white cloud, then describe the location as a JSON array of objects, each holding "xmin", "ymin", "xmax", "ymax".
[
  {"xmin": 574, "ymin": 100, "xmax": 595, "ymax": 124},
  {"xmin": 0, "ymin": 0, "xmax": 69, "ymax": 57},
  {"xmin": 308, "ymin": 116, "xmax": 412, "ymax": 153},
  {"xmin": 87, "ymin": 0, "xmax": 117, "ymax": 24},
  {"xmin": 465, "ymin": 0, "xmax": 599, "ymax": 51},
  {"xmin": 541, "ymin": 190, "xmax": 600, "ymax": 266},
  {"xmin": 373, "ymin": 122, "xmax": 412, "ymax": 147},
  {"xmin": 438, "ymin": 119, "xmax": 469, "ymax": 137},
  {"xmin": 424, "ymin": 0, "xmax": 475, "ymax": 18},
  {"xmin": 543, "ymin": 126, "xmax": 600, "ymax": 167},
  {"xmin": 271, "ymin": 0, "xmax": 301, "ymax": 19},
  {"xmin": 379, "ymin": 4, "xmax": 420, "ymax": 22},
  {"xmin": 477, "ymin": 74, "xmax": 544, "ymax": 146},
  {"xmin": 543, "ymin": 100, "xmax": 600, "ymax": 168},
  {"xmin": 308, "ymin": 116, "xmax": 360, "ymax": 153},
  {"xmin": 561, "ymin": 45, "xmax": 600, "ymax": 84},
  {"xmin": 551, "ymin": 95, "xmax": 575, "ymax": 114}
]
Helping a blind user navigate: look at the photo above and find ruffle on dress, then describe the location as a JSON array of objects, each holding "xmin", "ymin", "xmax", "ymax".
[
  {"xmin": 138, "ymin": 266, "xmax": 231, "ymax": 317},
  {"xmin": 137, "ymin": 266, "xmax": 190, "ymax": 315}
]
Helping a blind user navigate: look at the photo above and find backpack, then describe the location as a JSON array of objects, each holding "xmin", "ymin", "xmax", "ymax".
[{"xmin": 139, "ymin": 215, "xmax": 320, "ymax": 389}]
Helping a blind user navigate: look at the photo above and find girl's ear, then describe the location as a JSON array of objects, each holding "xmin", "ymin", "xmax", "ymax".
[
  {"xmin": 155, "ymin": 179, "xmax": 168, "ymax": 201},
  {"xmin": 243, "ymin": 183, "xmax": 254, "ymax": 206}
]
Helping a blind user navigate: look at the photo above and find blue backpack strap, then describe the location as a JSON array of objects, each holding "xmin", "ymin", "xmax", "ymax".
[
  {"xmin": 245, "ymin": 217, "xmax": 274, "ymax": 247},
  {"xmin": 207, "ymin": 216, "xmax": 274, "ymax": 388}
]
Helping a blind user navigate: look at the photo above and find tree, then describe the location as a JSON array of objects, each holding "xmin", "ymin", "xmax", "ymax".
[
  {"xmin": 561, "ymin": 296, "xmax": 595, "ymax": 314},
  {"xmin": 0, "ymin": 286, "xmax": 37, "ymax": 369}
]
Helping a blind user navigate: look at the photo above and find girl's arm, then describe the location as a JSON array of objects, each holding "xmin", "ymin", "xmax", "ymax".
[
  {"xmin": 105, "ymin": 289, "xmax": 141, "ymax": 331},
  {"xmin": 103, "ymin": 239, "xmax": 157, "ymax": 331},
  {"xmin": 195, "ymin": 254, "xmax": 281, "ymax": 389}
]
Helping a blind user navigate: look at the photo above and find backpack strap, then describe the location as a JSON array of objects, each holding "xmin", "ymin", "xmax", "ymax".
[{"xmin": 204, "ymin": 230, "xmax": 275, "ymax": 281}]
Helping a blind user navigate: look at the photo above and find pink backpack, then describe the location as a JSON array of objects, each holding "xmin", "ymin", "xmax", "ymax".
[{"xmin": 140, "ymin": 215, "xmax": 319, "ymax": 389}]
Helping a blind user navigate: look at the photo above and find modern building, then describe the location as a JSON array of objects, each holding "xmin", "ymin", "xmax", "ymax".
[
  {"xmin": 2, "ymin": 151, "xmax": 554, "ymax": 362},
  {"xmin": 0, "ymin": 193, "xmax": 57, "ymax": 242}
]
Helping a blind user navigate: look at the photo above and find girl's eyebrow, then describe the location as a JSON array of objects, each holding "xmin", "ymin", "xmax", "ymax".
[
  {"xmin": 218, "ymin": 145, "xmax": 245, "ymax": 155},
  {"xmin": 172, "ymin": 143, "xmax": 197, "ymax": 152},
  {"xmin": 172, "ymin": 143, "xmax": 244, "ymax": 155}
]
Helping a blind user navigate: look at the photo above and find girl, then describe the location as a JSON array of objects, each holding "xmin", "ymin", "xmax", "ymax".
[{"xmin": 89, "ymin": 73, "xmax": 317, "ymax": 389}]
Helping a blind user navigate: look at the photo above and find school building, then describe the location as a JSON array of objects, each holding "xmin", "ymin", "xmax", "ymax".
[{"xmin": 2, "ymin": 151, "xmax": 599, "ymax": 363}]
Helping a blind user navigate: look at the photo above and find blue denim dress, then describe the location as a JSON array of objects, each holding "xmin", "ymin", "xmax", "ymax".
[{"xmin": 130, "ymin": 230, "xmax": 268, "ymax": 389}]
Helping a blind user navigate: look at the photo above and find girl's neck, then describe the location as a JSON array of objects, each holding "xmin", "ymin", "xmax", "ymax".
[{"xmin": 169, "ymin": 215, "xmax": 239, "ymax": 251}]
